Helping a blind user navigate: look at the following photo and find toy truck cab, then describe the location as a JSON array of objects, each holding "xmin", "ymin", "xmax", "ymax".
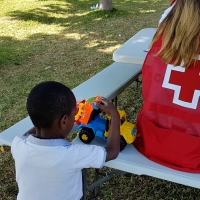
[
  {"xmin": 119, "ymin": 110, "xmax": 137, "ymax": 145},
  {"xmin": 75, "ymin": 96, "xmax": 101, "ymax": 125},
  {"xmin": 104, "ymin": 110, "xmax": 137, "ymax": 151}
]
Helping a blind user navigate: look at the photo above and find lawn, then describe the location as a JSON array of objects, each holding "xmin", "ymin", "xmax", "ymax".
[{"xmin": 1, "ymin": 0, "xmax": 200, "ymax": 199}]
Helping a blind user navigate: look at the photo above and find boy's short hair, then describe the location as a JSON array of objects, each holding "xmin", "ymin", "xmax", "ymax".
[{"xmin": 27, "ymin": 81, "xmax": 76, "ymax": 129}]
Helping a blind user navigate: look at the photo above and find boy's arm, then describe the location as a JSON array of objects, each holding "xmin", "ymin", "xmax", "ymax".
[
  {"xmin": 104, "ymin": 111, "xmax": 120, "ymax": 162},
  {"xmin": 94, "ymin": 98, "xmax": 120, "ymax": 162}
]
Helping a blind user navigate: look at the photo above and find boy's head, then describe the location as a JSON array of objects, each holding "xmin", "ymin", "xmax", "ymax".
[{"xmin": 27, "ymin": 81, "xmax": 76, "ymax": 129}]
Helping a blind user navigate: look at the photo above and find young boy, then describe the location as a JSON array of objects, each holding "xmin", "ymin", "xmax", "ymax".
[{"xmin": 11, "ymin": 81, "xmax": 120, "ymax": 200}]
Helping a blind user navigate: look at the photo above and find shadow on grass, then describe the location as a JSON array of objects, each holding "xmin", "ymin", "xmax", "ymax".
[
  {"xmin": 0, "ymin": 30, "xmax": 119, "ymax": 131},
  {"xmin": 0, "ymin": 29, "xmax": 118, "ymax": 67},
  {"xmin": 6, "ymin": 0, "xmax": 168, "ymax": 28},
  {"xmin": 0, "ymin": 0, "xmax": 167, "ymax": 67},
  {"xmin": 7, "ymin": 4, "xmax": 129, "ymax": 27},
  {"xmin": 0, "ymin": 36, "xmax": 22, "ymax": 66}
]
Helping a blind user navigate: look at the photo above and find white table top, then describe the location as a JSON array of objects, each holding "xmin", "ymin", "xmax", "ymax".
[{"xmin": 113, "ymin": 28, "xmax": 157, "ymax": 64}]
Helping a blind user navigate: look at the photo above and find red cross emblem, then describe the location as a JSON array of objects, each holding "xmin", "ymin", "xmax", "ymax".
[{"xmin": 162, "ymin": 64, "xmax": 200, "ymax": 109}]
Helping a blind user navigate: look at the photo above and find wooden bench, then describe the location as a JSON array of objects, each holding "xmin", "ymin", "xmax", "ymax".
[{"xmin": 0, "ymin": 61, "xmax": 142, "ymax": 146}]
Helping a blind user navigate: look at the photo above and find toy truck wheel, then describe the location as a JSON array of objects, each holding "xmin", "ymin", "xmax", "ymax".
[
  {"xmin": 79, "ymin": 128, "xmax": 95, "ymax": 144},
  {"xmin": 120, "ymin": 136, "xmax": 127, "ymax": 151}
]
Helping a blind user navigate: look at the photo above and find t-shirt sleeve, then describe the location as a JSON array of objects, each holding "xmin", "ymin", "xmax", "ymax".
[
  {"xmin": 71, "ymin": 144, "xmax": 106, "ymax": 170},
  {"xmin": 11, "ymin": 136, "xmax": 27, "ymax": 158}
]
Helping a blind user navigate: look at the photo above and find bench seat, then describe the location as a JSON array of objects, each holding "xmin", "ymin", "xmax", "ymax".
[
  {"xmin": 73, "ymin": 136, "xmax": 200, "ymax": 189},
  {"xmin": 0, "ymin": 62, "xmax": 142, "ymax": 146}
]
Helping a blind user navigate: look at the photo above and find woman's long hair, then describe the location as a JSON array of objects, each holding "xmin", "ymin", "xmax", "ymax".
[{"xmin": 150, "ymin": 0, "xmax": 200, "ymax": 68}]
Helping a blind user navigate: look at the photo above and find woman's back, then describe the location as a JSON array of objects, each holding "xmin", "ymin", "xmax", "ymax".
[{"xmin": 134, "ymin": 0, "xmax": 200, "ymax": 172}]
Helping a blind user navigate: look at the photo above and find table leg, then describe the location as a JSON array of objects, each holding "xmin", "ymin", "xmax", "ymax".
[
  {"xmin": 136, "ymin": 77, "xmax": 142, "ymax": 88},
  {"xmin": 95, "ymin": 169, "xmax": 100, "ymax": 196},
  {"xmin": 81, "ymin": 168, "xmax": 126, "ymax": 199},
  {"xmin": 112, "ymin": 97, "xmax": 118, "ymax": 107},
  {"xmin": 81, "ymin": 168, "xmax": 87, "ymax": 200}
]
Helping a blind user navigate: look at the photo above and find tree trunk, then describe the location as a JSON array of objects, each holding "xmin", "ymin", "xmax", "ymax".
[{"xmin": 99, "ymin": 0, "xmax": 113, "ymax": 11}]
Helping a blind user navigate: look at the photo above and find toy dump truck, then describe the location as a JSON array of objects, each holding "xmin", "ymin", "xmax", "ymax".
[{"xmin": 75, "ymin": 96, "xmax": 137, "ymax": 151}]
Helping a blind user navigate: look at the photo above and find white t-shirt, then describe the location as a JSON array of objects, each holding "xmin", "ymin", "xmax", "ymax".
[
  {"xmin": 159, "ymin": 2, "xmax": 175, "ymax": 24},
  {"xmin": 11, "ymin": 135, "xmax": 106, "ymax": 200}
]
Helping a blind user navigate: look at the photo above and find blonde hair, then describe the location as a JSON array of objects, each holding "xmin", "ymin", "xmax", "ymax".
[{"xmin": 150, "ymin": 0, "xmax": 200, "ymax": 68}]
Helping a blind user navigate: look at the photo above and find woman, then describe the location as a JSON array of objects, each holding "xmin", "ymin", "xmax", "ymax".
[{"xmin": 134, "ymin": 0, "xmax": 200, "ymax": 172}]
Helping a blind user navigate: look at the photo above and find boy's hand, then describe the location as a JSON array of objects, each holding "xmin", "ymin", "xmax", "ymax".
[
  {"xmin": 94, "ymin": 97, "xmax": 120, "ymax": 162},
  {"xmin": 93, "ymin": 97, "xmax": 118, "ymax": 116}
]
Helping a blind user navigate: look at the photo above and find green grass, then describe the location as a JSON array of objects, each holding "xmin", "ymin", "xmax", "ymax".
[{"xmin": 2, "ymin": 0, "xmax": 200, "ymax": 199}]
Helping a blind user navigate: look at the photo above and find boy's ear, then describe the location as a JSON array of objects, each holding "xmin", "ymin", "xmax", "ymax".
[{"xmin": 60, "ymin": 115, "xmax": 68, "ymax": 129}]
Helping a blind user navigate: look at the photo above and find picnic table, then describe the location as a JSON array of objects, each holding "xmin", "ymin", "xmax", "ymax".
[
  {"xmin": 113, "ymin": 28, "xmax": 157, "ymax": 64},
  {"xmin": 72, "ymin": 28, "xmax": 200, "ymax": 200},
  {"xmin": 1, "ymin": 27, "xmax": 200, "ymax": 200}
]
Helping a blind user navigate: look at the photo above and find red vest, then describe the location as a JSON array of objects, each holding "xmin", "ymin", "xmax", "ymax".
[{"xmin": 134, "ymin": 37, "xmax": 200, "ymax": 172}]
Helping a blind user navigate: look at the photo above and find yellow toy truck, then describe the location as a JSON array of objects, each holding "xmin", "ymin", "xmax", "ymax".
[{"xmin": 76, "ymin": 99, "xmax": 137, "ymax": 151}]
